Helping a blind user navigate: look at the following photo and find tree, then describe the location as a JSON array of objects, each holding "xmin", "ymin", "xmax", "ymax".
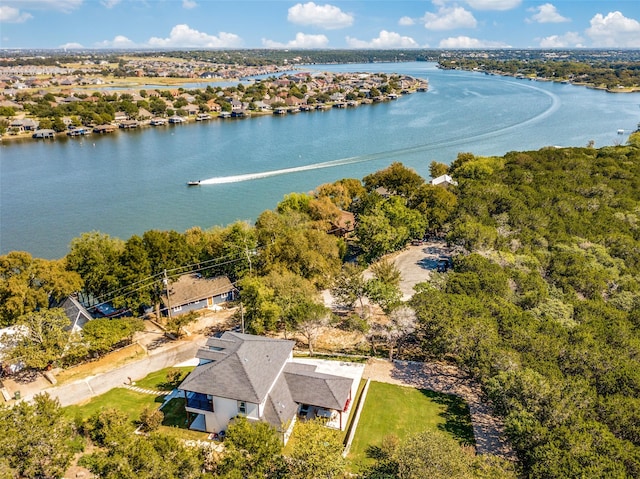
[
  {"xmin": 165, "ymin": 311, "xmax": 198, "ymax": 339},
  {"xmin": 82, "ymin": 317, "xmax": 144, "ymax": 355},
  {"xmin": 429, "ymin": 161, "xmax": 449, "ymax": 179},
  {"xmin": 66, "ymin": 231, "xmax": 124, "ymax": 298},
  {"xmin": 216, "ymin": 417, "xmax": 285, "ymax": 478},
  {"xmin": 4, "ymin": 308, "xmax": 71, "ymax": 370},
  {"xmin": 366, "ymin": 259, "xmax": 403, "ymax": 314},
  {"xmin": 263, "ymin": 270, "xmax": 318, "ymax": 335},
  {"xmin": 294, "ymin": 301, "xmax": 330, "ymax": 355},
  {"xmin": 138, "ymin": 407, "xmax": 163, "ymax": 433},
  {"xmin": 287, "ymin": 419, "xmax": 346, "ymax": 479},
  {"xmin": 394, "ymin": 430, "xmax": 473, "ymax": 479},
  {"xmin": 331, "ymin": 263, "xmax": 368, "ymax": 315},
  {"xmin": 237, "ymin": 276, "xmax": 280, "ymax": 334},
  {"xmin": 408, "ymin": 184, "xmax": 458, "ymax": 233},
  {"xmin": 363, "ymin": 162, "xmax": 424, "ymax": 197},
  {"xmin": 115, "ymin": 235, "xmax": 153, "ymax": 312},
  {"xmin": 0, "ymin": 393, "xmax": 77, "ymax": 479},
  {"xmin": 384, "ymin": 306, "xmax": 416, "ymax": 360},
  {"xmin": 356, "ymin": 198, "xmax": 427, "ymax": 260},
  {"xmin": 0, "ymin": 251, "xmax": 82, "ymax": 327},
  {"xmin": 142, "ymin": 229, "xmax": 193, "ymax": 277}
]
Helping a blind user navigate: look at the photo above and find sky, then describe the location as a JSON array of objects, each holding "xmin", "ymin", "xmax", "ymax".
[{"xmin": 1, "ymin": 0, "xmax": 639, "ymax": 50}]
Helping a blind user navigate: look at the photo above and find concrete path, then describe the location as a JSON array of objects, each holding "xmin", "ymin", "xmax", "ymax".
[
  {"xmin": 121, "ymin": 384, "xmax": 166, "ymax": 396},
  {"xmin": 363, "ymin": 358, "xmax": 516, "ymax": 461}
]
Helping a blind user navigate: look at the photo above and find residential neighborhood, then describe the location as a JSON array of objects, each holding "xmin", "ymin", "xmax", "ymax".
[{"xmin": 0, "ymin": 62, "xmax": 428, "ymax": 140}]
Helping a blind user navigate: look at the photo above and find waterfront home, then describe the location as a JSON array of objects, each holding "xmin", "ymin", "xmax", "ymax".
[
  {"xmin": 10, "ymin": 118, "xmax": 39, "ymax": 132},
  {"xmin": 32, "ymin": 129, "xmax": 55, "ymax": 139},
  {"xmin": 66, "ymin": 127, "xmax": 89, "ymax": 136},
  {"xmin": 54, "ymin": 295, "xmax": 94, "ymax": 333},
  {"xmin": 162, "ymin": 274, "xmax": 235, "ymax": 316},
  {"xmin": 184, "ymin": 104, "xmax": 199, "ymax": 116},
  {"xmin": 114, "ymin": 111, "xmax": 129, "ymax": 122},
  {"xmin": 430, "ymin": 174, "xmax": 458, "ymax": 188},
  {"xmin": 118, "ymin": 119, "xmax": 139, "ymax": 129},
  {"xmin": 137, "ymin": 108, "xmax": 153, "ymax": 120},
  {"xmin": 178, "ymin": 332, "xmax": 360, "ymax": 443},
  {"xmin": 93, "ymin": 124, "xmax": 116, "ymax": 134}
]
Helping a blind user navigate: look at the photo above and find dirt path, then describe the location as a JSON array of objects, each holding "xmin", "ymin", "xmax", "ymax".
[{"xmin": 363, "ymin": 358, "xmax": 516, "ymax": 461}]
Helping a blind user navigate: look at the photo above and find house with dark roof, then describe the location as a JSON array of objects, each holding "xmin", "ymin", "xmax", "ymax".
[
  {"xmin": 55, "ymin": 295, "xmax": 94, "ymax": 332},
  {"xmin": 162, "ymin": 274, "xmax": 235, "ymax": 317},
  {"xmin": 178, "ymin": 332, "xmax": 361, "ymax": 442}
]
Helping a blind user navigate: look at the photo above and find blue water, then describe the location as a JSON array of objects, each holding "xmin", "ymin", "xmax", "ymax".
[{"xmin": 1, "ymin": 62, "xmax": 639, "ymax": 258}]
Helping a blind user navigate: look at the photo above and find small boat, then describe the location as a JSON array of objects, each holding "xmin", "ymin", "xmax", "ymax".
[
  {"xmin": 187, "ymin": 180, "xmax": 201, "ymax": 186},
  {"xmin": 617, "ymin": 129, "xmax": 624, "ymax": 135}
]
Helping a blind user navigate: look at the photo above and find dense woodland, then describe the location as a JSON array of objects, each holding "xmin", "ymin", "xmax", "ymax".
[
  {"xmin": 438, "ymin": 56, "xmax": 640, "ymax": 89},
  {"xmin": 2, "ymin": 132, "xmax": 640, "ymax": 478}
]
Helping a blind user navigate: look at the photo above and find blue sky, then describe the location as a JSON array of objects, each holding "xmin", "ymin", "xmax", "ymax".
[{"xmin": 1, "ymin": 1, "xmax": 639, "ymax": 50}]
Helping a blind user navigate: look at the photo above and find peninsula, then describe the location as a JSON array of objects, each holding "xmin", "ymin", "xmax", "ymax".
[{"xmin": 0, "ymin": 55, "xmax": 428, "ymax": 142}]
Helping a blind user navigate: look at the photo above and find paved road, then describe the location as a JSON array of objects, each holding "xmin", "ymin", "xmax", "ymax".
[{"xmin": 26, "ymin": 337, "xmax": 206, "ymax": 407}]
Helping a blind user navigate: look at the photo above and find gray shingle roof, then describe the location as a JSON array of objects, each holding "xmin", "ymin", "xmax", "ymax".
[
  {"xmin": 179, "ymin": 332, "xmax": 294, "ymax": 403},
  {"xmin": 284, "ymin": 362, "xmax": 353, "ymax": 411},
  {"xmin": 263, "ymin": 374, "xmax": 297, "ymax": 428}
]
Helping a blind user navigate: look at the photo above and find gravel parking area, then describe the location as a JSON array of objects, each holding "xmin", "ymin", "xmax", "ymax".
[{"xmin": 388, "ymin": 241, "xmax": 454, "ymax": 300}]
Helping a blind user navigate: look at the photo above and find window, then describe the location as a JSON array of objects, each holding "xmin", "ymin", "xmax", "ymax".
[{"xmin": 238, "ymin": 401, "xmax": 247, "ymax": 415}]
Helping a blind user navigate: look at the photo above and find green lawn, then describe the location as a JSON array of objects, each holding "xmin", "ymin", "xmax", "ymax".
[
  {"xmin": 348, "ymin": 381, "xmax": 474, "ymax": 472},
  {"xmin": 134, "ymin": 366, "xmax": 194, "ymax": 391},
  {"xmin": 64, "ymin": 388, "xmax": 163, "ymax": 424},
  {"xmin": 62, "ymin": 367, "xmax": 207, "ymax": 441}
]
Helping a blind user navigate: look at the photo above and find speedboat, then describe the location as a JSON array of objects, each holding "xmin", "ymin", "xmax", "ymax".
[{"xmin": 187, "ymin": 180, "xmax": 201, "ymax": 186}]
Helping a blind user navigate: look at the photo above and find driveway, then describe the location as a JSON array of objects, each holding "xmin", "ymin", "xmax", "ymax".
[{"xmin": 383, "ymin": 241, "xmax": 454, "ymax": 300}]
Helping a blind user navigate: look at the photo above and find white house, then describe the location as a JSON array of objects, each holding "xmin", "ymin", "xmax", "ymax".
[
  {"xmin": 430, "ymin": 174, "xmax": 458, "ymax": 188},
  {"xmin": 178, "ymin": 332, "xmax": 361, "ymax": 443}
]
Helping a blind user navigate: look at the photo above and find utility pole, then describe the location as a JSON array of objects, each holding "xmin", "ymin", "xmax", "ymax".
[
  {"xmin": 163, "ymin": 269, "xmax": 172, "ymax": 320},
  {"xmin": 240, "ymin": 301, "xmax": 245, "ymax": 334}
]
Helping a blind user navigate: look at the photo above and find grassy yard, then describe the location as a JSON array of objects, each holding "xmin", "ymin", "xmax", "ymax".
[
  {"xmin": 134, "ymin": 366, "xmax": 194, "ymax": 391},
  {"xmin": 348, "ymin": 381, "xmax": 474, "ymax": 472},
  {"xmin": 63, "ymin": 366, "xmax": 207, "ymax": 441},
  {"xmin": 63, "ymin": 387, "xmax": 163, "ymax": 424}
]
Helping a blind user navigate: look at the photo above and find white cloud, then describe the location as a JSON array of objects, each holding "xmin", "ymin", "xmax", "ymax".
[
  {"xmin": 0, "ymin": 6, "xmax": 33, "ymax": 23},
  {"xmin": 439, "ymin": 35, "xmax": 511, "ymax": 48},
  {"xmin": 262, "ymin": 32, "xmax": 329, "ymax": 49},
  {"xmin": 423, "ymin": 6, "xmax": 477, "ymax": 30},
  {"xmin": 147, "ymin": 24, "xmax": 243, "ymax": 48},
  {"xmin": 586, "ymin": 11, "xmax": 640, "ymax": 48},
  {"xmin": 288, "ymin": 2, "xmax": 353, "ymax": 30},
  {"xmin": 95, "ymin": 35, "xmax": 136, "ymax": 48},
  {"xmin": 399, "ymin": 16, "xmax": 415, "ymax": 26},
  {"xmin": 5, "ymin": 0, "xmax": 83, "ymax": 13},
  {"xmin": 59, "ymin": 42, "xmax": 84, "ymax": 49},
  {"xmin": 100, "ymin": 0, "xmax": 121, "ymax": 8},
  {"xmin": 464, "ymin": 0, "xmax": 521, "ymax": 11},
  {"xmin": 346, "ymin": 30, "xmax": 419, "ymax": 49},
  {"xmin": 527, "ymin": 3, "xmax": 569, "ymax": 24},
  {"xmin": 182, "ymin": 0, "xmax": 197, "ymax": 9},
  {"xmin": 538, "ymin": 32, "xmax": 583, "ymax": 48}
]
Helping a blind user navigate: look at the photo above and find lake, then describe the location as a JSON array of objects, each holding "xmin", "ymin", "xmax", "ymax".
[{"xmin": 1, "ymin": 62, "xmax": 639, "ymax": 259}]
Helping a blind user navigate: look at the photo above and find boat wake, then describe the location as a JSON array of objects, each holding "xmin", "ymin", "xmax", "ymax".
[
  {"xmin": 199, "ymin": 156, "xmax": 368, "ymax": 184},
  {"xmin": 197, "ymin": 80, "xmax": 560, "ymax": 186}
]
